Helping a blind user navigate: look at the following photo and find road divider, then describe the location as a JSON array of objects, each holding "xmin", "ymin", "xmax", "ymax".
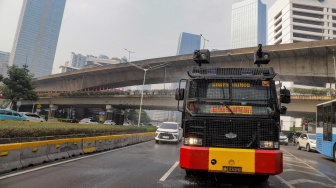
[
  {"xmin": 47, "ymin": 139, "xmax": 70, "ymax": 161},
  {"xmin": 20, "ymin": 141, "xmax": 49, "ymax": 168},
  {"xmin": 0, "ymin": 143, "xmax": 23, "ymax": 173},
  {"xmin": 0, "ymin": 132, "xmax": 155, "ymax": 175}
]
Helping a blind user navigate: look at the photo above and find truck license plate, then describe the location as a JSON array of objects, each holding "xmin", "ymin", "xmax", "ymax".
[
  {"xmin": 162, "ymin": 136, "xmax": 169, "ymax": 139},
  {"xmin": 222, "ymin": 166, "xmax": 242, "ymax": 173}
]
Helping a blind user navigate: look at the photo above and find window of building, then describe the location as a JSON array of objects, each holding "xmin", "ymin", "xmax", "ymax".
[
  {"xmin": 293, "ymin": 10, "xmax": 323, "ymax": 19},
  {"xmin": 333, "ymin": 23, "xmax": 336, "ymax": 28},
  {"xmin": 274, "ymin": 18, "xmax": 282, "ymax": 27},
  {"xmin": 275, "ymin": 32, "xmax": 282, "ymax": 40},
  {"xmin": 275, "ymin": 39, "xmax": 282, "ymax": 45},
  {"xmin": 293, "ymin": 3, "xmax": 323, "ymax": 12},
  {"xmin": 293, "ymin": 18, "xmax": 322, "ymax": 26},
  {"xmin": 293, "ymin": 25, "xmax": 322, "ymax": 33},
  {"xmin": 332, "ymin": 9, "xmax": 336, "ymax": 13},
  {"xmin": 275, "ymin": 25, "xmax": 282, "ymax": 33},
  {"xmin": 333, "ymin": 16, "xmax": 336, "ymax": 20},
  {"xmin": 274, "ymin": 11, "xmax": 282, "ymax": 20},
  {"xmin": 333, "ymin": 30, "xmax": 336, "ymax": 35},
  {"xmin": 293, "ymin": 40, "xmax": 303, "ymax": 43},
  {"xmin": 293, "ymin": 33, "xmax": 322, "ymax": 40}
]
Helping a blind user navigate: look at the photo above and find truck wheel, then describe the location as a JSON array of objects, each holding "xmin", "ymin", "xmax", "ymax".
[
  {"xmin": 256, "ymin": 175, "xmax": 269, "ymax": 182},
  {"xmin": 296, "ymin": 143, "xmax": 301, "ymax": 150}
]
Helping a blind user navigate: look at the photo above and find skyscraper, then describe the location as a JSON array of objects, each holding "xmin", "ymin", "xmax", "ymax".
[
  {"xmin": 231, "ymin": 0, "xmax": 267, "ymax": 49},
  {"xmin": 176, "ymin": 32, "xmax": 201, "ymax": 55},
  {"xmin": 9, "ymin": 0, "xmax": 66, "ymax": 78},
  {"xmin": 268, "ymin": 0, "xmax": 336, "ymax": 45},
  {"xmin": 0, "ymin": 51, "xmax": 10, "ymax": 76}
]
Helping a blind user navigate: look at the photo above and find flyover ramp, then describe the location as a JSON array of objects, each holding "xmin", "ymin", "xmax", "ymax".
[{"xmin": 34, "ymin": 39, "xmax": 336, "ymax": 92}]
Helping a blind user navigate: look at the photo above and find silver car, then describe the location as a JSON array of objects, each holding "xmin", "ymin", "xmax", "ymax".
[
  {"xmin": 19, "ymin": 112, "xmax": 45, "ymax": 122},
  {"xmin": 296, "ymin": 133, "xmax": 316, "ymax": 152},
  {"xmin": 79, "ymin": 118, "xmax": 99, "ymax": 124},
  {"xmin": 279, "ymin": 132, "xmax": 288, "ymax": 145},
  {"xmin": 155, "ymin": 122, "xmax": 183, "ymax": 144}
]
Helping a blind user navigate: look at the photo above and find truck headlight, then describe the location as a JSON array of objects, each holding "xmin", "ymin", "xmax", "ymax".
[
  {"xmin": 260, "ymin": 141, "xmax": 279, "ymax": 149},
  {"xmin": 185, "ymin": 137, "xmax": 202, "ymax": 146}
]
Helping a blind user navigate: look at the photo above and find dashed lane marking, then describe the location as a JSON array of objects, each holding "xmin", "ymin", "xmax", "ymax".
[
  {"xmin": 282, "ymin": 148, "xmax": 336, "ymax": 185},
  {"xmin": 159, "ymin": 161, "xmax": 179, "ymax": 182},
  {"xmin": 275, "ymin": 175, "xmax": 295, "ymax": 188},
  {"xmin": 287, "ymin": 179, "xmax": 336, "ymax": 187},
  {"xmin": 283, "ymin": 163, "xmax": 314, "ymax": 169},
  {"xmin": 283, "ymin": 169, "xmax": 324, "ymax": 177}
]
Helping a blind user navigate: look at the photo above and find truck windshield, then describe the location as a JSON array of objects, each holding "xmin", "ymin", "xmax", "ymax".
[{"xmin": 187, "ymin": 79, "xmax": 276, "ymax": 116}]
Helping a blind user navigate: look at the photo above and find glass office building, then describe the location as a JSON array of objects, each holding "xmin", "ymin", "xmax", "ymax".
[
  {"xmin": 231, "ymin": 0, "xmax": 267, "ymax": 49},
  {"xmin": 176, "ymin": 32, "xmax": 201, "ymax": 55},
  {"xmin": 9, "ymin": 0, "xmax": 66, "ymax": 78}
]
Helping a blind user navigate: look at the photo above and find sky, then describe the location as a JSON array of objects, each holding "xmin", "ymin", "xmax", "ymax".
[{"xmin": 0, "ymin": 0, "xmax": 276, "ymax": 74}]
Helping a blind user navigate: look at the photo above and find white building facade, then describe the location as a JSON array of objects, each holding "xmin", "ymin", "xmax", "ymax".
[
  {"xmin": 268, "ymin": 0, "xmax": 336, "ymax": 45},
  {"xmin": 231, "ymin": 0, "xmax": 267, "ymax": 49}
]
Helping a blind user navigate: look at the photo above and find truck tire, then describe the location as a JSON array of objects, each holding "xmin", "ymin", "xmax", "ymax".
[{"xmin": 256, "ymin": 175, "xmax": 269, "ymax": 182}]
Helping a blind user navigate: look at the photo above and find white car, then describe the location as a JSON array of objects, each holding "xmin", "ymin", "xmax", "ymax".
[
  {"xmin": 19, "ymin": 112, "xmax": 45, "ymax": 122},
  {"xmin": 79, "ymin": 118, "xmax": 99, "ymax": 124},
  {"xmin": 279, "ymin": 132, "xmax": 288, "ymax": 145},
  {"xmin": 296, "ymin": 133, "xmax": 316, "ymax": 152},
  {"xmin": 104, "ymin": 120, "xmax": 116, "ymax": 125},
  {"xmin": 155, "ymin": 122, "xmax": 183, "ymax": 144}
]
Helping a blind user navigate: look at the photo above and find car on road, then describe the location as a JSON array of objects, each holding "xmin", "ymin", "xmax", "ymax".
[
  {"xmin": 155, "ymin": 122, "xmax": 182, "ymax": 144},
  {"xmin": 79, "ymin": 118, "xmax": 99, "ymax": 124},
  {"xmin": 104, "ymin": 120, "xmax": 116, "ymax": 125},
  {"xmin": 0, "ymin": 109, "xmax": 26, "ymax": 121},
  {"xmin": 19, "ymin": 112, "xmax": 45, "ymax": 122},
  {"xmin": 279, "ymin": 132, "xmax": 288, "ymax": 145},
  {"xmin": 296, "ymin": 133, "xmax": 316, "ymax": 152}
]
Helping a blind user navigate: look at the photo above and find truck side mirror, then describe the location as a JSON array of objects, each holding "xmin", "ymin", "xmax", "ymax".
[
  {"xmin": 280, "ymin": 106, "xmax": 287, "ymax": 114},
  {"xmin": 175, "ymin": 88, "xmax": 184, "ymax": 100},
  {"xmin": 280, "ymin": 87, "xmax": 291, "ymax": 104}
]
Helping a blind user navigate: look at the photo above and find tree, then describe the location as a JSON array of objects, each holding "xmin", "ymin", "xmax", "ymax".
[{"xmin": 1, "ymin": 65, "xmax": 39, "ymax": 110}]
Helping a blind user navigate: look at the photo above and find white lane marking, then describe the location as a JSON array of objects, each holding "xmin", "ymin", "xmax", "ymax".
[
  {"xmin": 0, "ymin": 141, "xmax": 151, "ymax": 180},
  {"xmin": 275, "ymin": 175, "xmax": 295, "ymax": 188},
  {"xmin": 288, "ymin": 179, "xmax": 336, "ymax": 187},
  {"xmin": 284, "ymin": 163, "xmax": 314, "ymax": 170},
  {"xmin": 283, "ymin": 169, "xmax": 324, "ymax": 177},
  {"xmin": 282, "ymin": 148, "xmax": 336, "ymax": 185},
  {"xmin": 159, "ymin": 161, "xmax": 179, "ymax": 182}
]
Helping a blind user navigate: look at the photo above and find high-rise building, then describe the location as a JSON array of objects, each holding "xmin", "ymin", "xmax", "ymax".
[
  {"xmin": 69, "ymin": 52, "xmax": 87, "ymax": 69},
  {"xmin": 231, "ymin": 0, "xmax": 267, "ymax": 49},
  {"xmin": 176, "ymin": 32, "xmax": 201, "ymax": 55},
  {"xmin": 9, "ymin": 0, "xmax": 66, "ymax": 78},
  {"xmin": 268, "ymin": 0, "xmax": 336, "ymax": 89},
  {"xmin": 0, "ymin": 51, "xmax": 10, "ymax": 76},
  {"xmin": 268, "ymin": 0, "xmax": 336, "ymax": 45}
]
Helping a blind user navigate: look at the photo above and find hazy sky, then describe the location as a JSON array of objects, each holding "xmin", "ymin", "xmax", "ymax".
[{"xmin": 0, "ymin": 0, "xmax": 276, "ymax": 74}]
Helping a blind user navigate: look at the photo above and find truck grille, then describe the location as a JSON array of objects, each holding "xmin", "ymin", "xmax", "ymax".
[{"xmin": 185, "ymin": 119, "xmax": 278, "ymax": 149}]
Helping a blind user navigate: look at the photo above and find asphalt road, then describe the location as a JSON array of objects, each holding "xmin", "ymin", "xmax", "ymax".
[{"xmin": 0, "ymin": 141, "xmax": 335, "ymax": 188}]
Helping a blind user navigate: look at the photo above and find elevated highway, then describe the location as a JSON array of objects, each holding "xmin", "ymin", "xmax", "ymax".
[
  {"xmin": 35, "ymin": 39, "xmax": 336, "ymax": 91},
  {"xmin": 20, "ymin": 94, "xmax": 334, "ymax": 118}
]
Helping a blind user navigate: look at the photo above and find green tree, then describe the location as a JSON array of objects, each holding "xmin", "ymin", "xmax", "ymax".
[
  {"xmin": 124, "ymin": 109, "xmax": 151, "ymax": 124},
  {"xmin": 1, "ymin": 65, "xmax": 39, "ymax": 110}
]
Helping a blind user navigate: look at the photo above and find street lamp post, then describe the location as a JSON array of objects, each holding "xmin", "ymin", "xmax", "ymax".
[
  {"xmin": 200, "ymin": 34, "xmax": 209, "ymax": 49},
  {"xmin": 125, "ymin": 48, "xmax": 135, "ymax": 62},
  {"xmin": 125, "ymin": 50, "xmax": 170, "ymax": 127}
]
